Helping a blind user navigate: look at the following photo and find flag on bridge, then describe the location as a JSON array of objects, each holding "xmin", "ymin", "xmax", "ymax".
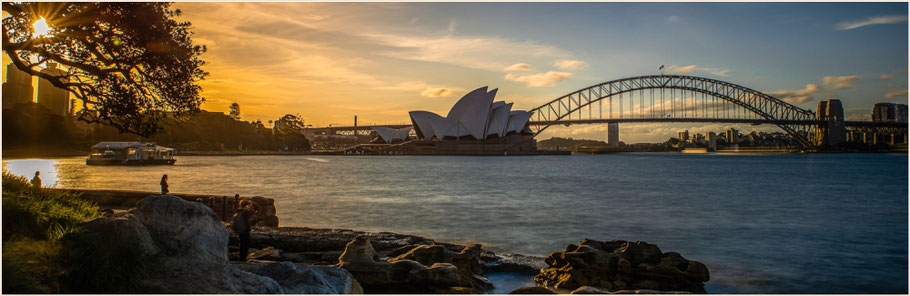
[{"xmin": 659, "ymin": 65, "xmax": 664, "ymax": 70}]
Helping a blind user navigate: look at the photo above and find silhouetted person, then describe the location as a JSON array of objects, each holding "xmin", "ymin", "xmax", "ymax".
[
  {"xmin": 232, "ymin": 200, "xmax": 260, "ymax": 261},
  {"xmin": 160, "ymin": 174, "xmax": 169, "ymax": 195},
  {"xmin": 31, "ymin": 171, "xmax": 41, "ymax": 188}
]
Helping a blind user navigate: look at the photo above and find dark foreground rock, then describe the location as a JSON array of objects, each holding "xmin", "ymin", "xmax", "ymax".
[
  {"xmin": 72, "ymin": 195, "xmax": 352, "ymax": 293},
  {"xmin": 509, "ymin": 286, "xmax": 557, "ymax": 294},
  {"xmin": 534, "ymin": 239, "xmax": 709, "ymax": 293},
  {"xmin": 232, "ymin": 261, "xmax": 362, "ymax": 294},
  {"xmin": 334, "ymin": 236, "xmax": 493, "ymax": 293}
]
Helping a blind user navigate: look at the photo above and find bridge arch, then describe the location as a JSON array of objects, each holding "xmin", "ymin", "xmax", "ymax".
[{"xmin": 529, "ymin": 75, "xmax": 817, "ymax": 147}]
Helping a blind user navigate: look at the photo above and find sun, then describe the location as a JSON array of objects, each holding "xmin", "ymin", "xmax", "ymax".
[{"xmin": 33, "ymin": 17, "xmax": 50, "ymax": 36}]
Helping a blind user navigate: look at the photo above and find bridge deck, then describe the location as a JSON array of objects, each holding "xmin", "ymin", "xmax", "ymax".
[{"xmin": 302, "ymin": 119, "xmax": 905, "ymax": 132}]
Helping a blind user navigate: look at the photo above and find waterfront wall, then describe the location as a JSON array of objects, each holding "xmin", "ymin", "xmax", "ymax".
[{"xmin": 50, "ymin": 188, "xmax": 279, "ymax": 227}]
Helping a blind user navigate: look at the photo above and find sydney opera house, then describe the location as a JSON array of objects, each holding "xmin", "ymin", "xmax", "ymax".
[{"xmin": 369, "ymin": 86, "xmax": 540, "ymax": 155}]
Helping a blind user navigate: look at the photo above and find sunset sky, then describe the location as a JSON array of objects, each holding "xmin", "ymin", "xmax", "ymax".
[{"xmin": 5, "ymin": 2, "xmax": 909, "ymax": 143}]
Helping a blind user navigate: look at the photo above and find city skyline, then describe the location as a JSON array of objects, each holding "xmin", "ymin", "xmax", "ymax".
[{"xmin": 3, "ymin": 2, "xmax": 908, "ymax": 143}]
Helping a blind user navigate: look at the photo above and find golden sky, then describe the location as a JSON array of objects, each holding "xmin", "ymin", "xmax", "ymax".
[{"xmin": 4, "ymin": 2, "xmax": 907, "ymax": 143}]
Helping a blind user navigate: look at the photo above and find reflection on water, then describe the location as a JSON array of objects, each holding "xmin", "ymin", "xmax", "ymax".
[
  {"xmin": 3, "ymin": 158, "xmax": 61, "ymax": 187},
  {"xmin": 1, "ymin": 153, "xmax": 907, "ymax": 294}
]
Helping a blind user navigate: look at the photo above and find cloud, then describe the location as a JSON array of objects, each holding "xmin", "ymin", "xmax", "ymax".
[
  {"xmin": 504, "ymin": 63, "xmax": 532, "ymax": 71},
  {"xmin": 421, "ymin": 87, "xmax": 456, "ymax": 97},
  {"xmin": 884, "ymin": 90, "xmax": 908, "ymax": 99},
  {"xmin": 505, "ymin": 71, "xmax": 573, "ymax": 87},
  {"xmin": 667, "ymin": 16, "xmax": 679, "ymax": 24},
  {"xmin": 768, "ymin": 84, "xmax": 820, "ymax": 104},
  {"xmin": 836, "ymin": 15, "xmax": 908, "ymax": 30},
  {"xmin": 665, "ymin": 64, "xmax": 730, "ymax": 76},
  {"xmin": 370, "ymin": 34, "xmax": 571, "ymax": 72},
  {"xmin": 822, "ymin": 75, "xmax": 859, "ymax": 90},
  {"xmin": 880, "ymin": 73, "xmax": 894, "ymax": 80},
  {"xmin": 553, "ymin": 59, "xmax": 588, "ymax": 70},
  {"xmin": 887, "ymin": 83, "xmax": 903, "ymax": 89},
  {"xmin": 666, "ymin": 65, "xmax": 696, "ymax": 74}
]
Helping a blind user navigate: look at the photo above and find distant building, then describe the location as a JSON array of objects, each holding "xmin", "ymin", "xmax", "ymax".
[
  {"xmin": 2, "ymin": 63, "xmax": 34, "ymax": 109},
  {"xmin": 872, "ymin": 102, "xmax": 908, "ymax": 122},
  {"xmin": 726, "ymin": 128, "xmax": 739, "ymax": 145},
  {"xmin": 707, "ymin": 132, "xmax": 717, "ymax": 151},
  {"xmin": 37, "ymin": 62, "xmax": 71, "ymax": 116},
  {"xmin": 692, "ymin": 133, "xmax": 705, "ymax": 144},
  {"xmin": 678, "ymin": 130, "xmax": 689, "ymax": 142},
  {"xmin": 607, "ymin": 122, "xmax": 619, "ymax": 147}
]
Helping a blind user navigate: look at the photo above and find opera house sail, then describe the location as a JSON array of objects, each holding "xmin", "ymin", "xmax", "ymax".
[
  {"xmin": 359, "ymin": 86, "xmax": 554, "ymax": 155},
  {"xmin": 407, "ymin": 86, "xmax": 533, "ymax": 141}
]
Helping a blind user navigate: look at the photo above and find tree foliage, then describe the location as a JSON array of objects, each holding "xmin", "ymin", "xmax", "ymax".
[
  {"xmin": 2, "ymin": 2, "xmax": 208, "ymax": 136},
  {"xmin": 228, "ymin": 102, "xmax": 240, "ymax": 120}
]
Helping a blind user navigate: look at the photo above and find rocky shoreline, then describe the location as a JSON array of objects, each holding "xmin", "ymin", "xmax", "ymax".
[{"xmin": 76, "ymin": 194, "xmax": 708, "ymax": 294}]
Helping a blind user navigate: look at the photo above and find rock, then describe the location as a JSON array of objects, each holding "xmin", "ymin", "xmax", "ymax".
[
  {"xmin": 252, "ymin": 261, "xmax": 362, "ymax": 294},
  {"xmin": 142, "ymin": 260, "xmax": 282, "ymax": 293},
  {"xmin": 534, "ymin": 239, "xmax": 709, "ymax": 293},
  {"xmin": 509, "ymin": 286, "xmax": 556, "ymax": 294},
  {"xmin": 335, "ymin": 236, "xmax": 470, "ymax": 293},
  {"xmin": 571, "ymin": 286, "xmax": 609, "ymax": 294},
  {"xmin": 78, "ymin": 212, "xmax": 159, "ymax": 257},
  {"xmin": 72, "ymin": 195, "xmax": 282, "ymax": 293},
  {"xmin": 391, "ymin": 243, "xmax": 493, "ymax": 290},
  {"xmin": 133, "ymin": 195, "xmax": 229, "ymax": 263},
  {"xmin": 248, "ymin": 246, "xmax": 281, "ymax": 260}
]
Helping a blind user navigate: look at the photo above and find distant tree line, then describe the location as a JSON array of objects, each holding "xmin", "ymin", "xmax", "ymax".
[{"xmin": 2, "ymin": 102, "xmax": 310, "ymax": 156}]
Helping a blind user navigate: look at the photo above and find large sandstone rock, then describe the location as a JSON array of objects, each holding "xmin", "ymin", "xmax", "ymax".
[
  {"xmin": 72, "ymin": 195, "xmax": 283, "ymax": 293},
  {"xmin": 391, "ymin": 243, "xmax": 493, "ymax": 290},
  {"xmin": 142, "ymin": 260, "xmax": 282, "ymax": 293},
  {"xmin": 134, "ymin": 195, "xmax": 229, "ymax": 263},
  {"xmin": 335, "ymin": 236, "xmax": 472, "ymax": 293},
  {"xmin": 534, "ymin": 239, "xmax": 709, "ymax": 293},
  {"xmin": 248, "ymin": 261, "xmax": 362, "ymax": 294}
]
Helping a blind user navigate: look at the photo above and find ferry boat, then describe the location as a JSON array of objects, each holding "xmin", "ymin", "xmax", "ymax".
[{"xmin": 86, "ymin": 142, "xmax": 177, "ymax": 165}]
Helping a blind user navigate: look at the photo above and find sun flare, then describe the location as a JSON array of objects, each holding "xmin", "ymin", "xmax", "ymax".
[{"xmin": 33, "ymin": 17, "xmax": 50, "ymax": 36}]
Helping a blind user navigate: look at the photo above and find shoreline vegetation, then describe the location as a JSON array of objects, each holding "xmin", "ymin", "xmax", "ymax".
[{"xmin": 2, "ymin": 174, "xmax": 710, "ymax": 294}]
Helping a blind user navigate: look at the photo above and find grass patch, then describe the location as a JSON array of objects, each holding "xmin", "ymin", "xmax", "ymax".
[
  {"xmin": 2, "ymin": 170, "xmax": 101, "ymax": 293},
  {"xmin": 2, "ymin": 171, "xmax": 100, "ymax": 242}
]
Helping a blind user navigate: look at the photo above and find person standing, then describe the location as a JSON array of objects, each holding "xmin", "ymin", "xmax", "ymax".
[
  {"xmin": 31, "ymin": 171, "xmax": 41, "ymax": 188},
  {"xmin": 232, "ymin": 201, "xmax": 254, "ymax": 261},
  {"xmin": 160, "ymin": 174, "xmax": 169, "ymax": 195}
]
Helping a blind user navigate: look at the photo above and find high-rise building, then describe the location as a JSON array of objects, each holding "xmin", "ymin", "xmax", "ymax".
[
  {"xmin": 37, "ymin": 63, "xmax": 71, "ymax": 116},
  {"xmin": 678, "ymin": 130, "xmax": 689, "ymax": 142},
  {"xmin": 607, "ymin": 122, "xmax": 619, "ymax": 147},
  {"xmin": 2, "ymin": 63, "xmax": 34, "ymax": 109},
  {"xmin": 726, "ymin": 128, "xmax": 739, "ymax": 144},
  {"xmin": 872, "ymin": 102, "xmax": 908, "ymax": 122},
  {"xmin": 707, "ymin": 132, "xmax": 717, "ymax": 151}
]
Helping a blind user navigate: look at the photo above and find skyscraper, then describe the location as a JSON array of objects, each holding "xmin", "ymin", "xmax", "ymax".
[
  {"xmin": 2, "ymin": 63, "xmax": 34, "ymax": 109},
  {"xmin": 37, "ymin": 62, "xmax": 70, "ymax": 116},
  {"xmin": 726, "ymin": 128, "xmax": 739, "ymax": 145}
]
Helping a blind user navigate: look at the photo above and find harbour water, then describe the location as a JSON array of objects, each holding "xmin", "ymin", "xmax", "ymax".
[{"xmin": 3, "ymin": 153, "xmax": 907, "ymax": 293}]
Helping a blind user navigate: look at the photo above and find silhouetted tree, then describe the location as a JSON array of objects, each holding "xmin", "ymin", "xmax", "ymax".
[
  {"xmin": 2, "ymin": 2, "xmax": 208, "ymax": 137},
  {"xmin": 274, "ymin": 114, "xmax": 310, "ymax": 151},
  {"xmin": 229, "ymin": 102, "xmax": 241, "ymax": 120}
]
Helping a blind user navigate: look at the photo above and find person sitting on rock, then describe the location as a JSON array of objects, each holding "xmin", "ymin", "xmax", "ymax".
[
  {"xmin": 231, "ymin": 200, "xmax": 261, "ymax": 261},
  {"xmin": 31, "ymin": 171, "xmax": 41, "ymax": 188}
]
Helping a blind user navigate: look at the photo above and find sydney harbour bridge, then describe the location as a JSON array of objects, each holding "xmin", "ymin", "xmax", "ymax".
[{"xmin": 304, "ymin": 74, "xmax": 906, "ymax": 148}]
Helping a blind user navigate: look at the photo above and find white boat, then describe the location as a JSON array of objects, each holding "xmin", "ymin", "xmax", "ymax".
[{"xmin": 86, "ymin": 142, "xmax": 177, "ymax": 165}]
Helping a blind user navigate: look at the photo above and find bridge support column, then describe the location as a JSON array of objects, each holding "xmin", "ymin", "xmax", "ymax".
[
  {"xmin": 607, "ymin": 122, "xmax": 619, "ymax": 147},
  {"xmin": 816, "ymin": 99, "xmax": 846, "ymax": 146}
]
